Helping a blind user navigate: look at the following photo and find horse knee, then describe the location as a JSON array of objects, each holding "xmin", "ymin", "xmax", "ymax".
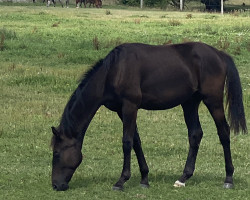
[
  {"xmin": 189, "ymin": 129, "xmax": 203, "ymax": 147},
  {"xmin": 122, "ymin": 140, "xmax": 132, "ymax": 154}
]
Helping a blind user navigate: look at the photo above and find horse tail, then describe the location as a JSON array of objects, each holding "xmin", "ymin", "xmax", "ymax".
[{"xmin": 223, "ymin": 52, "xmax": 247, "ymax": 134}]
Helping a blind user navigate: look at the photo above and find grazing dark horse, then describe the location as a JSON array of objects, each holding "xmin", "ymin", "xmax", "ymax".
[{"xmin": 51, "ymin": 42, "xmax": 247, "ymax": 191}]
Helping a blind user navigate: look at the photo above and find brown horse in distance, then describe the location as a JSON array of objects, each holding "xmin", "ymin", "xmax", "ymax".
[{"xmin": 76, "ymin": 0, "xmax": 102, "ymax": 8}]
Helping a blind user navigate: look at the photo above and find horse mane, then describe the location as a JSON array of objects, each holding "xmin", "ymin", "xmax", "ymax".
[
  {"xmin": 78, "ymin": 59, "xmax": 104, "ymax": 89},
  {"xmin": 55, "ymin": 46, "xmax": 120, "ymax": 139},
  {"xmin": 57, "ymin": 59, "xmax": 104, "ymax": 138}
]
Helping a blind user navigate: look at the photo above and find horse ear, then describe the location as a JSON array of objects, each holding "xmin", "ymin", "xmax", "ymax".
[{"xmin": 51, "ymin": 127, "xmax": 59, "ymax": 137}]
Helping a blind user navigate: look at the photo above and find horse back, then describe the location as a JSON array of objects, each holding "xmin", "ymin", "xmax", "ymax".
[{"xmin": 105, "ymin": 42, "xmax": 226, "ymax": 110}]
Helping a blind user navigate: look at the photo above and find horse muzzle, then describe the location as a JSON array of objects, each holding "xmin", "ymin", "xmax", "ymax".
[{"xmin": 52, "ymin": 182, "xmax": 69, "ymax": 191}]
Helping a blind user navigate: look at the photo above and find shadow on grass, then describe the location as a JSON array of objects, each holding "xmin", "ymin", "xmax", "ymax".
[{"xmin": 69, "ymin": 171, "xmax": 248, "ymax": 190}]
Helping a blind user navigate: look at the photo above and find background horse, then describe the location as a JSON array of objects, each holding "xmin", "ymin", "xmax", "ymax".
[
  {"xmin": 76, "ymin": 0, "xmax": 102, "ymax": 8},
  {"xmin": 45, "ymin": 0, "xmax": 69, "ymax": 7},
  {"xmin": 51, "ymin": 42, "xmax": 247, "ymax": 191}
]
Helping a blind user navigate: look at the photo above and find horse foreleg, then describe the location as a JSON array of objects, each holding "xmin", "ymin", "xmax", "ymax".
[
  {"xmin": 113, "ymin": 101, "xmax": 138, "ymax": 190},
  {"xmin": 82, "ymin": 0, "xmax": 86, "ymax": 7},
  {"xmin": 58, "ymin": 0, "xmax": 64, "ymax": 7},
  {"xmin": 51, "ymin": 0, "xmax": 56, "ymax": 7},
  {"xmin": 76, "ymin": 0, "xmax": 80, "ymax": 8},
  {"xmin": 76, "ymin": 0, "xmax": 81, "ymax": 8},
  {"xmin": 175, "ymin": 99, "xmax": 203, "ymax": 187},
  {"xmin": 116, "ymin": 110, "xmax": 149, "ymax": 188}
]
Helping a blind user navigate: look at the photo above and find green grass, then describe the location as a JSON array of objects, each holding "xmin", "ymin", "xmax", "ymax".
[{"xmin": 0, "ymin": 5, "xmax": 250, "ymax": 200}]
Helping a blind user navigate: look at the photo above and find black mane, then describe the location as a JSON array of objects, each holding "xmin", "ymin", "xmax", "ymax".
[
  {"xmin": 56, "ymin": 46, "xmax": 118, "ymax": 139},
  {"xmin": 78, "ymin": 59, "xmax": 104, "ymax": 89},
  {"xmin": 58, "ymin": 59, "xmax": 104, "ymax": 138}
]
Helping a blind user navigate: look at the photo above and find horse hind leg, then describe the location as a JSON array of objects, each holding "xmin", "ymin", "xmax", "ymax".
[
  {"xmin": 51, "ymin": 0, "xmax": 56, "ymax": 7},
  {"xmin": 174, "ymin": 98, "xmax": 203, "ymax": 187},
  {"xmin": 203, "ymin": 96, "xmax": 234, "ymax": 189},
  {"xmin": 58, "ymin": 0, "xmax": 63, "ymax": 7},
  {"xmin": 133, "ymin": 127, "xmax": 149, "ymax": 188}
]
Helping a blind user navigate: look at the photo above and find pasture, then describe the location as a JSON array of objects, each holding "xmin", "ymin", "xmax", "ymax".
[{"xmin": 0, "ymin": 4, "xmax": 250, "ymax": 199}]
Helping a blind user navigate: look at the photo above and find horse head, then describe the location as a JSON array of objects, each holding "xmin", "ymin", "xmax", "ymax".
[{"xmin": 51, "ymin": 127, "xmax": 82, "ymax": 191}]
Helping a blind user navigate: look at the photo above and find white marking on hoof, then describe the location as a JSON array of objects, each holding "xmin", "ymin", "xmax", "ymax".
[
  {"xmin": 112, "ymin": 186, "xmax": 123, "ymax": 191},
  {"xmin": 223, "ymin": 183, "xmax": 234, "ymax": 189},
  {"xmin": 173, "ymin": 180, "xmax": 185, "ymax": 187},
  {"xmin": 140, "ymin": 183, "xmax": 150, "ymax": 188}
]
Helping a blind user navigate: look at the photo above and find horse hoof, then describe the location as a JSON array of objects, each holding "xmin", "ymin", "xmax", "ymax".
[
  {"xmin": 223, "ymin": 183, "xmax": 234, "ymax": 189},
  {"xmin": 173, "ymin": 180, "xmax": 185, "ymax": 187},
  {"xmin": 140, "ymin": 183, "xmax": 150, "ymax": 188},
  {"xmin": 112, "ymin": 186, "xmax": 123, "ymax": 191}
]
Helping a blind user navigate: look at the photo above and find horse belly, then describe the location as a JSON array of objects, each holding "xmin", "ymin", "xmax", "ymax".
[
  {"xmin": 140, "ymin": 73, "xmax": 196, "ymax": 110},
  {"xmin": 140, "ymin": 88, "xmax": 193, "ymax": 110}
]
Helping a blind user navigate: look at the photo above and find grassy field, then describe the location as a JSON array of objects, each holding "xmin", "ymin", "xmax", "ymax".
[{"xmin": 0, "ymin": 5, "xmax": 250, "ymax": 200}]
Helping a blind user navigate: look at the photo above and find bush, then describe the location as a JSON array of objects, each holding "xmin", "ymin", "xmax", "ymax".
[{"xmin": 121, "ymin": 0, "xmax": 140, "ymax": 6}]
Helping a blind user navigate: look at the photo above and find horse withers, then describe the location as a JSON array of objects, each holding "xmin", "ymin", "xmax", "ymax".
[{"xmin": 51, "ymin": 42, "xmax": 247, "ymax": 191}]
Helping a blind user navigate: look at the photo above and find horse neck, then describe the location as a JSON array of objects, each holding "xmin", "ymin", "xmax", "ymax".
[{"xmin": 61, "ymin": 68, "xmax": 106, "ymax": 140}]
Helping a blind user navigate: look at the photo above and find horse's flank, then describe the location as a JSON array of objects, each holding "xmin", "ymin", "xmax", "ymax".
[{"xmin": 55, "ymin": 42, "xmax": 247, "ymax": 140}]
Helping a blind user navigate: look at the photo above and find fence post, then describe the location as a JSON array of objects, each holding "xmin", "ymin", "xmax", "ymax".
[
  {"xmin": 140, "ymin": 0, "xmax": 143, "ymax": 9},
  {"xmin": 180, "ymin": 0, "xmax": 183, "ymax": 11},
  {"xmin": 221, "ymin": 0, "xmax": 224, "ymax": 15}
]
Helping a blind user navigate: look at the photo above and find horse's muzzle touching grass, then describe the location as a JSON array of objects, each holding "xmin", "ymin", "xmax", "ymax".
[{"xmin": 52, "ymin": 182, "xmax": 69, "ymax": 191}]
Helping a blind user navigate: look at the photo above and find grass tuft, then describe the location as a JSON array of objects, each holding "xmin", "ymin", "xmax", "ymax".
[
  {"xmin": 52, "ymin": 21, "xmax": 61, "ymax": 27},
  {"xmin": 186, "ymin": 13, "xmax": 192, "ymax": 19},
  {"xmin": 134, "ymin": 18, "xmax": 141, "ymax": 24},
  {"xmin": 93, "ymin": 36, "xmax": 100, "ymax": 50},
  {"xmin": 216, "ymin": 37, "xmax": 230, "ymax": 51},
  {"xmin": 0, "ymin": 27, "xmax": 17, "ymax": 39},
  {"xmin": 168, "ymin": 19, "xmax": 182, "ymax": 26},
  {"xmin": 0, "ymin": 33, "xmax": 5, "ymax": 51},
  {"xmin": 106, "ymin": 9, "xmax": 111, "ymax": 15}
]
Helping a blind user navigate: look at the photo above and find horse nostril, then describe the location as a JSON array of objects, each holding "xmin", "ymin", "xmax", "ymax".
[
  {"xmin": 61, "ymin": 183, "xmax": 69, "ymax": 191},
  {"xmin": 52, "ymin": 183, "xmax": 69, "ymax": 191}
]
